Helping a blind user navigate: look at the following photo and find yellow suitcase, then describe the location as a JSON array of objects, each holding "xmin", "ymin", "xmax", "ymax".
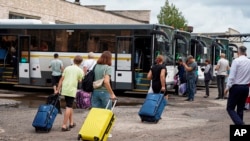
[{"xmin": 78, "ymin": 99, "xmax": 117, "ymax": 141}]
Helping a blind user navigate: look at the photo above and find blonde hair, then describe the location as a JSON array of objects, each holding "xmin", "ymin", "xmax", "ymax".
[
  {"xmin": 156, "ymin": 55, "xmax": 164, "ymax": 63},
  {"xmin": 220, "ymin": 53, "xmax": 225, "ymax": 58}
]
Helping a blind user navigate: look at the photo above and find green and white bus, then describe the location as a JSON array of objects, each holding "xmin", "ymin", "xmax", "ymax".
[{"xmin": 0, "ymin": 22, "xmax": 177, "ymax": 93}]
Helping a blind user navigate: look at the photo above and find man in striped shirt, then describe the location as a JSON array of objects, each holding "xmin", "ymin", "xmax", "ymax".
[{"xmin": 225, "ymin": 46, "xmax": 250, "ymax": 125}]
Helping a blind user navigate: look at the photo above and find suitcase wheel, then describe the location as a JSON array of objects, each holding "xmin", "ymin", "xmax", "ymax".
[
  {"xmin": 77, "ymin": 134, "xmax": 81, "ymax": 141},
  {"xmin": 94, "ymin": 136, "xmax": 99, "ymax": 141},
  {"xmin": 46, "ymin": 128, "xmax": 51, "ymax": 132}
]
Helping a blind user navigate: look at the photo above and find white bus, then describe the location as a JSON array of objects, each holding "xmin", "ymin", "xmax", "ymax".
[{"xmin": 0, "ymin": 23, "xmax": 177, "ymax": 93}]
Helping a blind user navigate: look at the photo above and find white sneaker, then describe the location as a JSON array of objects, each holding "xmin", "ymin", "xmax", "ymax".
[{"xmin": 108, "ymin": 134, "xmax": 112, "ymax": 138}]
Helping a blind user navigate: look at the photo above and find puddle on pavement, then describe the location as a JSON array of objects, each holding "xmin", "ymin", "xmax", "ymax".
[{"xmin": 0, "ymin": 90, "xmax": 145, "ymax": 108}]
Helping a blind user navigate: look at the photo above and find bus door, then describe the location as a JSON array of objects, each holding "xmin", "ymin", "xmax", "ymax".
[
  {"xmin": 18, "ymin": 35, "xmax": 31, "ymax": 85},
  {"xmin": 114, "ymin": 37, "xmax": 133, "ymax": 90}
]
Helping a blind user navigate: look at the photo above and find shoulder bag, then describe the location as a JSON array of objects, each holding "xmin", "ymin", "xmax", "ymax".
[{"xmin": 93, "ymin": 66, "xmax": 107, "ymax": 89}]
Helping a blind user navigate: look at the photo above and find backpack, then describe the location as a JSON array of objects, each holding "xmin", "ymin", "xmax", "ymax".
[{"xmin": 82, "ymin": 65, "xmax": 96, "ymax": 92}]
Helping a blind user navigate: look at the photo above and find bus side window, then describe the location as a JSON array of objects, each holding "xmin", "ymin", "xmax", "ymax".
[{"xmin": 40, "ymin": 41, "xmax": 48, "ymax": 51}]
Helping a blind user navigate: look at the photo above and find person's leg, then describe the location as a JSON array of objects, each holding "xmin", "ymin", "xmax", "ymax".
[
  {"xmin": 220, "ymin": 76, "xmax": 225, "ymax": 99},
  {"xmin": 216, "ymin": 75, "xmax": 222, "ymax": 99},
  {"xmin": 51, "ymin": 76, "xmax": 57, "ymax": 94},
  {"xmin": 185, "ymin": 80, "xmax": 191, "ymax": 100},
  {"xmin": 227, "ymin": 86, "xmax": 245, "ymax": 125},
  {"xmin": 62, "ymin": 96, "xmax": 74, "ymax": 130},
  {"xmin": 67, "ymin": 97, "xmax": 75, "ymax": 127},
  {"xmin": 236, "ymin": 86, "xmax": 249, "ymax": 121},
  {"xmin": 204, "ymin": 81, "xmax": 209, "ymax": 97},
  {"xmin": 91, "ymin": 91, "xmax": 102, "ymax": 108},
  {"xmin": 189, "ymin": 78, "xmax": 195, "ymax": 100},
  {"xmin": 100, "ymin": 91, "xmax": 111, "ymax": 109},
  {"xmin": 174, "ymin": 84, "xmax": 179, "ymax": 95},
  {"xmin": 194, "ymin": 75, "xmax": 198, "ymax": 94}
]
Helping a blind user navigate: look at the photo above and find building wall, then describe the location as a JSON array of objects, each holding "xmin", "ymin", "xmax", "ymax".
[{"xmin": 0, "ymin": 0, "xmax": 146, "ymax": 24}]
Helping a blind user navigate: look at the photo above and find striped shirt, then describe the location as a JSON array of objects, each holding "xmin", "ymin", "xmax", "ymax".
[{"xmin": 226, "ymin": 55, "xmax": 250, "ymax": 89}]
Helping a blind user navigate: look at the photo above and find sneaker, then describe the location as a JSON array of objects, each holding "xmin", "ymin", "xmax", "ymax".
[{"xmin": 108, "ymin": 134, "xmax": 112, "ymax": 138}]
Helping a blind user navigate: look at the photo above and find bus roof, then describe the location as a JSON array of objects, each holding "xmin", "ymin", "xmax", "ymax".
[{"xmin": 0, "ymin": 23, "xmax": 173, "ymax": 30}]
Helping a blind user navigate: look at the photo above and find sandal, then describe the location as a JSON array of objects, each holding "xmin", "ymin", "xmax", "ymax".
[
  {"xmin": 61, "ymin": 127, "xmax": 70, "ymax": 132},
  {"xmin": 69, "ymin": 123, "xmax": 76, "ymax": 128}
]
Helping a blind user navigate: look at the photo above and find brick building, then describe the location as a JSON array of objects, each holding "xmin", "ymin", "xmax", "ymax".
[{"xmin": 0, "ymin": 0, "xmax": 150, "ymax": 24}]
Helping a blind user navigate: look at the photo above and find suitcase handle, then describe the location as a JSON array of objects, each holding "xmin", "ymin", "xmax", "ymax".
[{"xmin": 105, "ymin": 98, "xmax": 118, "ymax": 111}]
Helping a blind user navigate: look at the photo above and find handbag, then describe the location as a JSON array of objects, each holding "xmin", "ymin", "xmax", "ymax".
[{"xmin": 93, "ymin": 66, "xmax": 107, "ymax": 89}]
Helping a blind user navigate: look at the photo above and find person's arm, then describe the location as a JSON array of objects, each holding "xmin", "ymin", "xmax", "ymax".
[
  {"xmin": 226, "ymin": 60, "xmax": 237, "ymax": 90},
  {"xmin": 60, "ymin": 62, "xmax": 64, "ymax": 72},
  {"xmin": 160, "ymin": 68, "xmax": 166, "ymax": 91},
  {"xmin": 183, "ymin": 63, "xmax": 193, "ymax": 72},
  {"xmin": 215, "ymin": 60, "xmax": 220, "ymax": 71},
  {"xmin": 147, "ymin": 70, "xmax": 152, "ymax": 80},
  {"xmin": 56, "ymin": 76, "xmax": 64, "ymax": 94},
  {"xmin": 103, "ymin": 75, "xmax": 116, "ymax": 99},
  {"xmin": 48, "ymin": 61, "xmax": 52, "ymax": 68},
  {"xmin": 204, "ymin": 65, "xmax": 210, "ymax": 73},
  {"xmin": 83, "ymin": 66, "xmax": 88, "ymax": 75}
]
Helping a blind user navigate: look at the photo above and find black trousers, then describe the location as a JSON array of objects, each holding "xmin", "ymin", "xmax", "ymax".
[
  {"xmin": 205, "ymin": 80, "xmax": 210, "ymax": 96},
  {"xmin": 217, "ymin": 75, "xmax": 226, "ymax": 98},
  {"xmin": 226, "ymin": 85, "xmax": 249, "ymax": 125}
]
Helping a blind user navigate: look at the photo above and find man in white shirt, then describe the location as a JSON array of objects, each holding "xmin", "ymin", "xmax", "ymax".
[
  {"xmin": 83, "ymin": 52, "xmax": 96, "ymax": 74},
  {"xmin": 225, "ymin": 46, "xmax": 250, "ymax": 125},
  {"xmin": 215, "ymin": 53, "xmax": 230, "ymax": 99}
]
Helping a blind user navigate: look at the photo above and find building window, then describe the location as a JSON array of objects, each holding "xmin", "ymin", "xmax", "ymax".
[{"xmin": 9, "ymin": 12, "xmax": 40, "ymax": 19}]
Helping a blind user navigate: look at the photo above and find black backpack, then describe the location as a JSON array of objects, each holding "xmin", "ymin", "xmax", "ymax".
[{"xmin": 82, "ymin": 65, "xmax": 96, "ymax": 92}]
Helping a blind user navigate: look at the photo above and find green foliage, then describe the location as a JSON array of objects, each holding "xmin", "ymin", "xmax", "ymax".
[{"xmin": 157, "ymin": 0, "xmax": 188, "ymax": 30}]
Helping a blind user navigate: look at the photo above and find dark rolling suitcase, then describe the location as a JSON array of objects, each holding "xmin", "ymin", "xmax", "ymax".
[
  {"xmin": 138, "ymin": 93, "xmax": 167, "ymax": 123},
  {"xmin": 47, "ymin": 94, "xmax": 62, "ymax": 114},
  {"xmin": 32, "ymin": 94, "xmax": 59, "ymax": 132}
]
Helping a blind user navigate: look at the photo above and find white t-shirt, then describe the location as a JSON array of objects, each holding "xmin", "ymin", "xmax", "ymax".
[
  {"xmin": 83, "ymin": 59, "xmax": 96, "ymax": 71},
  {"xmin": 217, "ymin": 58, "xmax": 229, "ymax": 76}
]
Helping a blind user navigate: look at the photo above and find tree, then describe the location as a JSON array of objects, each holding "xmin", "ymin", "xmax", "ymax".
[{"xmin": 157, "ymin": 0, "xmax": 188, "ymax": 30}]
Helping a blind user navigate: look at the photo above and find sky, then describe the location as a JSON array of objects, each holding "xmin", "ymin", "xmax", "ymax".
[{"xmin": 67, "ymin": 0, "xmax": 250, "ymax": 55}]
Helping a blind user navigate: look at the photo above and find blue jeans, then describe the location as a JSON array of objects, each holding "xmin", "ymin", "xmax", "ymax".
[
  {"xmin": 186, "ymin": 77, "xmax": 196, "ymax": 100},
  {"xmin": 91, "ymin": 90, "xmax": 112, "ymax": 109},
  {"xmin": 227, "ymin": 85, "xmax": 249, "ymax": 125}
]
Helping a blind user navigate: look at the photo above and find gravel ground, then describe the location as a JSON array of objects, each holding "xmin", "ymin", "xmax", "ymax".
[{"xmin": 0, "ymin": 87, "xmax": 250, "ymax": 141}]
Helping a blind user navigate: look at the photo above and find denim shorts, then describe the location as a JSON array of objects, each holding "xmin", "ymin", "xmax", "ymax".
[{"xmin": 91, "ymin": 90, "xmax": 112, "ymax": 109}]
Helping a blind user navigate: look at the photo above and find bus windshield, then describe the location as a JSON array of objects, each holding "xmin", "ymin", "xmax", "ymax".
[
  {"xmin": 197, "ymin": 36, "xmax": 213, "ymax": 65},
  {"xmin": 155, "ymin": 26, "xmax": 175, "ymax": 65},
  {"xmin": 175, "ymin": 31, "xmax": 190, "ymax": 62}
]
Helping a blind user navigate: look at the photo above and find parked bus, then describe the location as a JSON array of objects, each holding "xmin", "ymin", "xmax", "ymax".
[
  {"xmin": 191, "ymin": 35, "xmax": 213, "ymax": 86},
  {"xmin": 0, "ymin": 23, "xmax": 176, "ymax": 93},
  {"xmin": 174, "ymin": 30, "xmax": 190, "ymax": 62},
  {"xmin": 228, "ymin": 43, "xmax": 238, "ymax": 64}
]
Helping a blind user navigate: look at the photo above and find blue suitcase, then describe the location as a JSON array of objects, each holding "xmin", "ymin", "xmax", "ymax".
[
  {"xmin": 138, "ymin": 93, "xmax": 167, "ymax": 123},
  {"xmin": 32, "ymin": 103, "xmax": 58, "ymax": 132}
]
